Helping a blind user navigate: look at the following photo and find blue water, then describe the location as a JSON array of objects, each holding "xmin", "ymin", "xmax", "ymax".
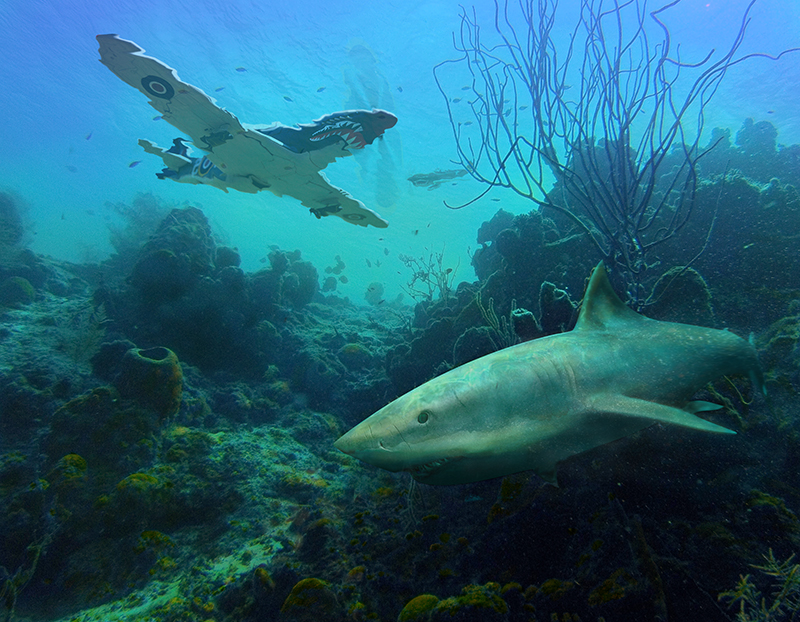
[{"xmin": 0, "ymin": 0, "xmax": 797, "ymax": 302}]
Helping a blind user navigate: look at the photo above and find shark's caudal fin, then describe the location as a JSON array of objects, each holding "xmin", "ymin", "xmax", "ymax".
[{"xmin": 574, "ymin": 263, "xmax": 645, "ymax": 331}]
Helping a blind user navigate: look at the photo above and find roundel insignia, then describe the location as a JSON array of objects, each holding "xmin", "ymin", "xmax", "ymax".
[
  {"xmin": 198, "ymin": 158, "xmax": 214, "ymax": 176},
  {"xmin": 343, "ymin": 213, "xmax": 367, "ymax": 221},
  {"xmin": 141, "ymin": 75, "xmax": 175, "ymax": 99}
]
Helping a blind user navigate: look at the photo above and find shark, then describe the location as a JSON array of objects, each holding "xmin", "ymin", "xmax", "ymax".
[{"xmin": 334, "ymin": 263, "xmax": 764, "ymax": 485}]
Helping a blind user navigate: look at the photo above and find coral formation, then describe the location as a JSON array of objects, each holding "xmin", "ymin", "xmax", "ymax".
[
  {"xmin": 432, "ymin": 583, "xmax": 508, "ymax": 620},
  {"xmin": 398, "ymin": 594, "xmax": 440, "ymax": 621},
  {"xmin": 0, "ymin": 276, "xmax": 35, "ymax": 307},
  {"xmin": 116, "ymin": 346, "xmax": 183, "ymax": 417},
  {"xmin": 2, "ymin": 118, "xmax": 800, "ymax": 622},
  {"xmin": 280, "ymin": 577, "xmax": 340, "ymax": 621}
]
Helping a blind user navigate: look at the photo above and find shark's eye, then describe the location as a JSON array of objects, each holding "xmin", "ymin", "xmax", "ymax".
[{"xmin": 417, "ymin": 410, "xmax": 430, "ymax": 424}]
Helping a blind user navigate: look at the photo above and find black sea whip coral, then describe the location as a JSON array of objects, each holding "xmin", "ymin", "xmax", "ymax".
[{"xmin": 434, "ymin": 0, "xmax": 799, "ymax": 306}]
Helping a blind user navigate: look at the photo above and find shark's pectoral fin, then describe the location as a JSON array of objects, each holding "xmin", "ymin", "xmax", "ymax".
[{"xmin": 589, "ymin": 394, "xmax": 735, "ymax": 435}]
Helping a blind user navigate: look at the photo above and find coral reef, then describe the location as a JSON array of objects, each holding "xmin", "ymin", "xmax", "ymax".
[
  {"xmin": 0, "ymin": 276, "xmax": 35, "ymax": 307},
  {"xmin": 1, "ymin": 122, "xmax": 800, "ymax": 622}
]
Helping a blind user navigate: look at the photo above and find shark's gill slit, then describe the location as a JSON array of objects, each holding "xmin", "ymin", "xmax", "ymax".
[{"xmin": 393, "ymin": 423, "xmax": 409, "ymax": 447}]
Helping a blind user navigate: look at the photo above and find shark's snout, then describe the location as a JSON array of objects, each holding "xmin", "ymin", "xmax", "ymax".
[
  {"xmin": 334, "ymin": 421, "xmax": 385, "ymax": 459},
  {"xmin": 334, "ymin": 417, "xmax": 415, "ymax": 473},
  {"xmin": 333, "ymin": 427, "xmax": 361, "ymax": 456}
]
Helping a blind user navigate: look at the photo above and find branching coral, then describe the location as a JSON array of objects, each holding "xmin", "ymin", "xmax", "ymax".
[{"xmin": 719, "ymin": 549, "xmax": 800, "ymax": 621}]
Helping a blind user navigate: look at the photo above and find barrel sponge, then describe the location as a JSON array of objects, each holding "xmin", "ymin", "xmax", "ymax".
[{"xmin": 116, "ymin": 347, "xmax": 183, "ymax": 417}]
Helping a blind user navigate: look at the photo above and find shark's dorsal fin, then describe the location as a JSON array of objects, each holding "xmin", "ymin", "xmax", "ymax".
[{"xmin": 574, "ymin": 263, "xmax": 645, "ymax": 331}]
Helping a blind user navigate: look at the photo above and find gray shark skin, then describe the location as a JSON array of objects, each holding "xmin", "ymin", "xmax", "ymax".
[{"xmin": 334, "ymin": 263, "xmax": 764, "ymax": 485}]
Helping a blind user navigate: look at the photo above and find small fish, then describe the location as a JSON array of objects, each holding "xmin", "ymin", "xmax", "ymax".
[
  {"xmin": 366, "ymin": 259, "xmax": 372, "ymax": 268},
  {"xmin": 215, "ymin": 87, "xmax": 226, "ymax": 92},
  {"xmin": 152, "ymin": 115, "xmax": 162, "ymax": 121},
  {"xmin": 461, "ymin": 86, "xmax": 471, "ymax": 91},
  {"xmin": 452, "ymin": 98, "xmax": 462, "ymax": 103},
  {"xmin": 743, "ymin": 242, "xmax": 755, "ymax": 249},
  {"xmin": 397, "ymin": 86, "xmax": 403, "ymax": 93},
  {"xmin": 85, "ymin": 132, "xmax": 93, "ymax": 140},
  {"xmin": 412, "ymin": 229, "xmax": 419, "ymax": 236},
  {"xmin": 284, "ymin": 96, "xmax": 293, "ymax": 102},
  {"xmin": 464, "ymin": 121, "xmax": 473, "ymax": 126},
  {"xmin": 129, "ymin": 160, "xmax": 142, "ymax": 168},
  {"xmin": 259, "ymin": 257, "xmax": 267, "ymax": 263},
  {"xmin": 375, "ymin": 260, "xmax": 381, "ymax": 267},
  {"xmin": 317, "ymin": 86, "xmax": 326, "ymax": 92},
  {"xmin": 235, "ymin": 67, "xmax": 247, "ymax": 72},
  {"xmin": 384, "ymin": 248, "xmax": 389, "ymax": 256},
  {"xmin": 767, "ymin": 110, "xmax": 775, "ymax": 114},
  {"xmin": 519, "ymin": 105, "xmax": 528, "ymax": 111},
  {"xmin": 491, "ymin": 198, "xmax": 500, "ymax": 202},
  {"xmin": 65, "ymin": 165, "xmax": 77, "ymax": 173},
  {"xmin": 339, "ymin": 275, "xmax": 349, "ymax": 284}
]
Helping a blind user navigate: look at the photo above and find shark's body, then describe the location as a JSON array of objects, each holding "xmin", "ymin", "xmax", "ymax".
[{"xmin": 334, "ymin": 264, "xmax": 763, "ymax": 485}]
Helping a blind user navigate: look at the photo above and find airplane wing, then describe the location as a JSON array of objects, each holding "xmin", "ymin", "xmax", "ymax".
[{"xmin": 96, "ymin": 34, "xmax": 394, "ymax": 228}]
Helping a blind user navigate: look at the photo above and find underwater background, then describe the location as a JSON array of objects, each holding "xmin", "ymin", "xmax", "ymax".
[{"xmin": 1, "ymin": 0, "xmax": 800, "ymax": 620}]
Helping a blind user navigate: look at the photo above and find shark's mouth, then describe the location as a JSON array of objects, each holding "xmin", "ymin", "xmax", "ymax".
[{"xmin": 408, "ymin": 457, "xmax": 454, "ymax": 479}]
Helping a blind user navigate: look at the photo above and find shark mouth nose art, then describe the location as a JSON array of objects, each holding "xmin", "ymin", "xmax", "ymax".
[{"xmin": 310, "ymin": 120, "xmax": 366, "ymax": 148}]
